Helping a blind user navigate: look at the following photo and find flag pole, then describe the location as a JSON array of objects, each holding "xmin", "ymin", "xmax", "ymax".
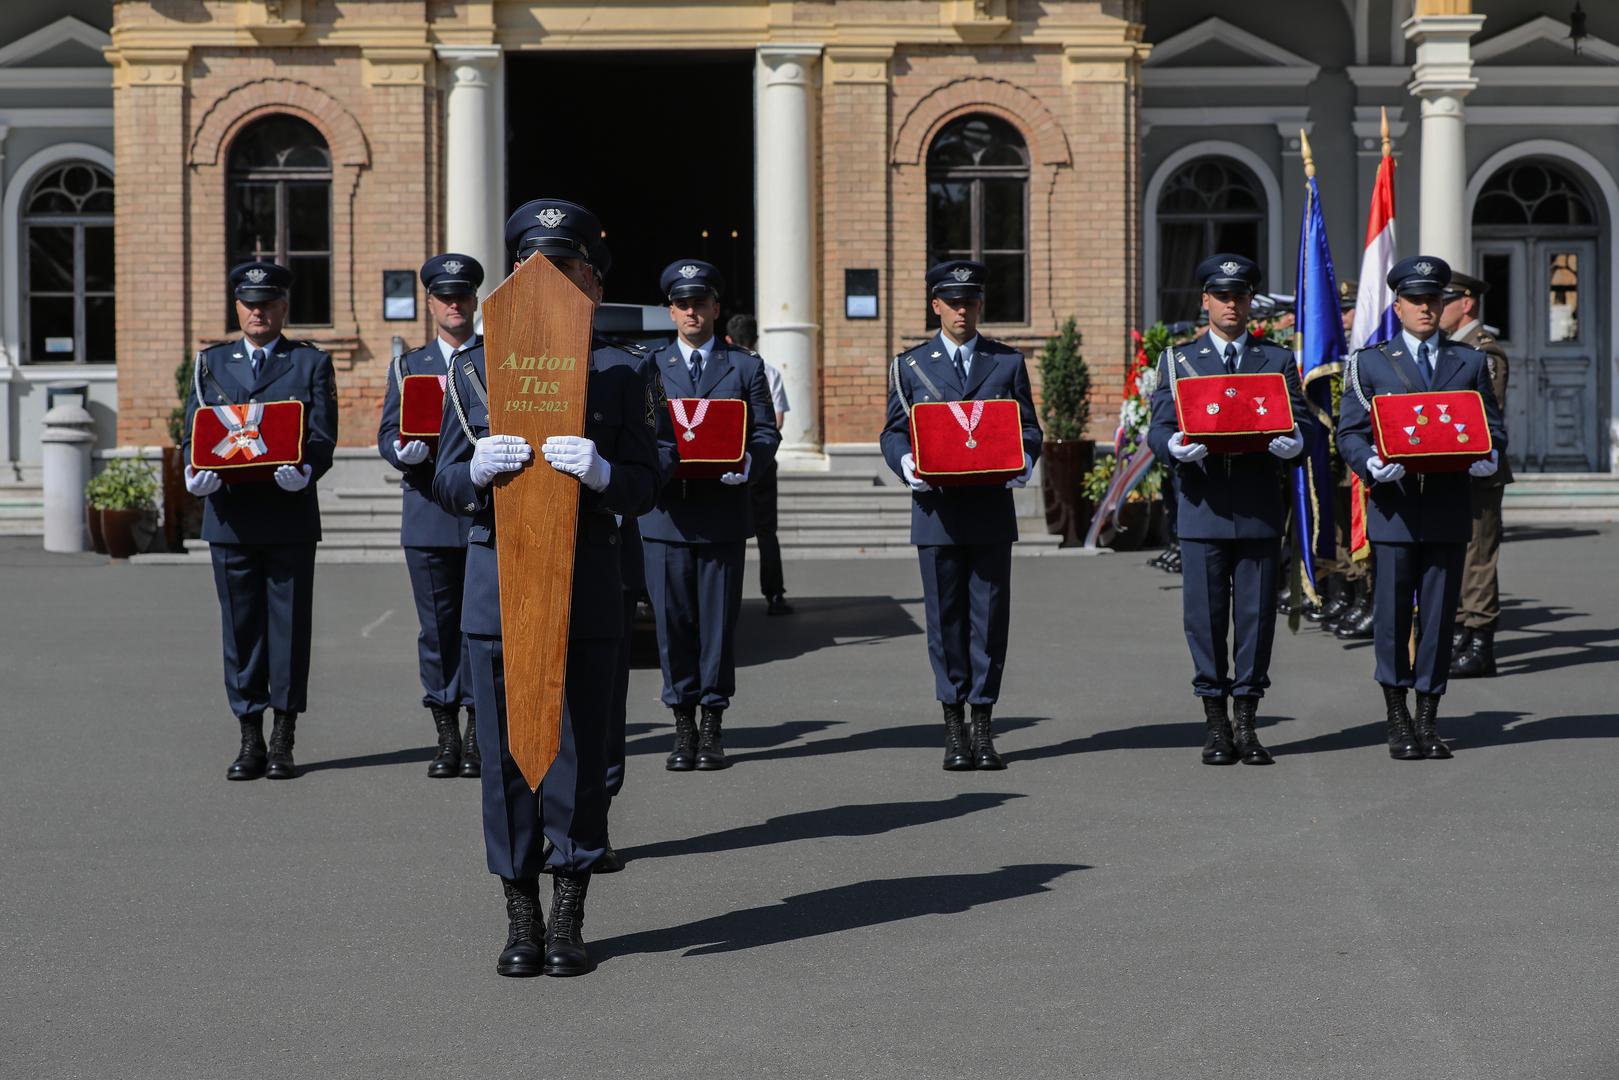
[{"xmin": 1381, "ymin": 105, "xmax": 1391, "ymax": 159}]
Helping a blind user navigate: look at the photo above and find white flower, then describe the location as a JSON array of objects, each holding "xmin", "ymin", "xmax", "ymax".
[
  {"xmin": 1120, "ymin": 398, "xmax": 1146, "ymax": 432},
  {"xmin": 1135, "ymin": 366, "xmax": 1160, "ymax": 397}
]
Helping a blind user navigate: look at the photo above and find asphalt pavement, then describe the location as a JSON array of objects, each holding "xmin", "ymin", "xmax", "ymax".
[{"xmin": 2, "ymin": 524, "xmax": 1616, "ymax": 1080}]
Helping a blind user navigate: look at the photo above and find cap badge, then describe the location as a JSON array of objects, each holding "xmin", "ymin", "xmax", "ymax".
[
  {"xmin": 679, "ymin": 264, "xmax": 700, "ymax": 279},
  {"xmin": 245, "ymin": 268, "xmax": 268, "ymax": 284},
  {"xmin": 536, "ymin": 208, "xmax": 566, "ymax": 228},
  {"xmin": 1414, "ymin": 261, "xmax": 1434, "ymax": 276},
  {"xmin": 442, "ymin": 259, "xmax": 464, "ymax": 275},
  {"xmin": 1219, "ymin": 261, "xmax": 1240, "ymax": 276},
  {"xmin": 951, "ymin": 266, "xmax": 974, "ymax": 282}
]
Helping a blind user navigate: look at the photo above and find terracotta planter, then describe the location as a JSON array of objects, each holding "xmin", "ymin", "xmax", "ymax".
[
  {"xmin": 86, "ymin": 505, "xmax": 108, "ymax": 555},
  {"xmin": 1040, "ymin": 438, "xmax": 1095, "ymax": 547},
  {"xmin": 100, "ymin": 508, "xmax": 156, "ymax": 559}
]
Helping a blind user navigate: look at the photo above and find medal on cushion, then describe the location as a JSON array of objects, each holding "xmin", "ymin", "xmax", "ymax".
[
  {"xmin": 1414, "ymin": 403, "xmax": 1428, "ymax": 426},
  {"xmin": 670, "ymin": 398, "xmax": 709, "ymax": 443},
  {"xmin": 948, "ymin": 400, "xmax": 985, "ymax": 449},
  {"xmin": 1252, "ymin": 395, "xmax": 1268, "ymax": 417},
  {"xmin": 1404, "ymin": 424, "xmax": 1421, "ymax": 446},
  {"xmin": 1455, "ymin": 423, "xmax": 1470, "ymax": 444}
]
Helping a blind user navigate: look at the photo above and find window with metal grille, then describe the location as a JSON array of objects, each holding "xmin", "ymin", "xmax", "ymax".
[
  {"xmin": 927, "ymin": 114, "xmax": 1029, "ymax": 326},
  {"xmin": 23, "ymin": 162, "xmax": 114, "ymax": 364},
  {"xmin": 1157, "ymin": 157, "xmax": 1266, "ymax": 325},
  {"xmin": 226, "ymin": 115, "xmax": 332, "ymax": 328}
]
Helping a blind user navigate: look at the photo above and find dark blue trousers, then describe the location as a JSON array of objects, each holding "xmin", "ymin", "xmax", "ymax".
[
  {"xmin": 606, "ymin": 590, "xmax": 637, "ymax": 801},
  {"xmin": 1372, "ymin": 541, "xmax": 1466, "ymax": 695},
  {"xmin": 467, "ymin": 634, "xmax": 613, "ymax": 879},
  {"xmin": 209, "ymin": 542, "xmax": 316, "ymax": 717},
  {"xmin": 403, "ymin": 546, "xmax": 472, "ymax": 710},
  {"xmin": 1179, "ymin": 537, "xmax": 1280, "ymax": 700},
  {"xmin": 917, "ymin": 543, "xmax": 1012, "ymax": 706},
  {"xmin": 642, "ymin": 538, "xmax": 745, "ymax": 709}
]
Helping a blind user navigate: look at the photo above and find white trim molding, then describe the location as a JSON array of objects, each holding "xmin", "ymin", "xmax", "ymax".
[
  {"xmin": 1143, "ymin": 140, "xmax": 1284, "ymax": 327},
  {"xmin": 1144, "ymin": 16, "xmax": 1320, "ymax": 88},
  {"xmin": 1467, "ymin": 106, "xmax": 1619, "ymax": 127},
  {"xmin": 1472, "ymin": 15, "xmax": 1619, "ymax": 65},
  {"xmin": 1347, "ymin": 65, "xmax": 1411, "ymax": 87},
  {"xmin": 1140, "ymin": 106, "xmax": 1310, "ymax": 141},
  {"xmin": 0, "ymin": 16, "xmax": 109, "ymax": 68},
  {"xmin": 0, "ymin": 109, "xmax": 115, "ymax": 129}
]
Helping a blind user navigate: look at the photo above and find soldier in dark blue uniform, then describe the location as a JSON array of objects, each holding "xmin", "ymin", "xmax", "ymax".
[
  {"xmin": 433, "ymin": 199, "xmax": 663, "ymax": 977},
  {"xmin": 1337, "ymin": 255, "xmax": 1505, "ymax": 760},
  {"xmin": 1146, "ymin": 254, "xmax": 1311, "ymax": 767},
  {"xmin": 879, "ymin": 259, "xmax": 1041, "ymax": 771},
  {"xmin": 640, "ymin": 260, "xmax": 779, "ymax": 772},
  {"xmin": 182, "ymin": 261, "xmax": 338, "ymax": 781},
  {"xmin": 377, "ymin": 253, "xmax": 483, "ymax": 779}
]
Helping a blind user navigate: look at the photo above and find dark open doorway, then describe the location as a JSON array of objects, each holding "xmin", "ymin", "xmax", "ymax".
[{"xmin": 505, "ymin": 51, "xmax": 756, "ymax": 313}]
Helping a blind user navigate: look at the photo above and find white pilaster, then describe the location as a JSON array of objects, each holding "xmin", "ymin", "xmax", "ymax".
[
  {"xmin": 755, "ymin": 44, "xmax": 822, "ymax": 461},
  {"xmin": 437, "ymin": 46, "xmax": 502, "ymax": 292},
  {"xmin": 1405, "ymin": 12, "xmax": 1485, "ymax": 266}
]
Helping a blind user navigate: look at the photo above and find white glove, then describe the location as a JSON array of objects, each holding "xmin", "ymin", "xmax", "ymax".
[
  {"xmin": 543, "ymin": 435, "xmax": 612, "ymax": 493},
  {"xmin": 1367, "ymin": 454, "xmax": 1406, "ymax": 484},
  {"xmin": 470, "ymin": 434, "xmax": 532, "ymax": 488},
  {"xmin": 1167, "ymin": 431, "xmax": 1208, "ymax": 463},
  {"xmin": 899, "ymin": 452, "xmax": 933, "ymax": 493},
  {"xmin": 274, "ymin": 464, "xmax": 312, "ymax": 492},
  {"xmin": 184, "ymin": 465, "xmax": 222, "ymax": 497},
  {"xmin": 1006, "ymin": 452, "xmax": 1034, "ymax": 490},
  {"xmin": 719, "ymin": 452, "xmax": 753, "ymax": 487},
  {"xmin": 1268, "ymin": 427, "xmax": 1304, "ymax": 460},
  {"xmin": 1468, "ymin": 449, "xmax": 1499, "ymax": 478},
  {"xmin": 395, "ymin": 439, "xmax": 430, "ymax": 466}
]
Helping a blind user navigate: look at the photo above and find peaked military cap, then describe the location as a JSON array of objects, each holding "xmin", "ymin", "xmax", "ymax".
[
  {"xmin": 926, "ymin": 259, "xmax": 986, "ymax": 300},
  {"xmin": 420, "ymin": 253, "xmax": 483, "ymax": 296},
  {"xmin": 661, "ymin": 259, "xmax": 723, "ymax": 301},
  {"xmin": 1338, "ymin": 277, "xmax": 1359, "ymax": 311},
  {"xmin": 588, "ymin": 236, "xmax": 613, "ymax": 282},
  {"xmin": 1443, "ymin": 269, "xmax": 1488, "ymax": 301},
  {"xmin": 229, "ymin": 260, "xmax": 292, "ymax": 302},
  {"xmin": 1387, "ymin": 255, "xmax": 1451, "ymax": 297},
  {"xmin": 1196, "ymin": 253, "xmax": 1262, "ymax": 293},
  {"xmin": 506, "ymin": 198, "xmax": 599, "ymax": 262}
]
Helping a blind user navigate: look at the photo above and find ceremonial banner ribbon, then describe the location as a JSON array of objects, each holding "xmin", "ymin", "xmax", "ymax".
[
  {"xmin": 670, "ymin": 398, "xmax": 710, "ymax": 443},
  {"xmin": 948, "ymin": 400, "xmax": 986, "ymax": 449},
  {"xmin": 210, "ymin": 403, "xmax": 268, "ymax": 461}
]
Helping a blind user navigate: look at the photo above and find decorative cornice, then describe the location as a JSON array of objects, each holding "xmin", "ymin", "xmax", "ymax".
[
  {"xmin": 363, "ymin": 47, "xmax": 435, "ymax": 88},
  {"xmin": 824, "ymin": 45, "xmax": 892, "ymax": 86}
]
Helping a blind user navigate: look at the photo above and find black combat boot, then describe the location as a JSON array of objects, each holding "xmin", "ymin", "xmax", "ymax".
[
  {"xmin": 460, "ymin": 708, "xmax": 481, "ymax": 778},
  {"xmin": 970, "ymin": 704, "xmax": 1004, "ymax": 770},
  {"xmin": 1451, "ymin": 627, "xmax": 1496, "ymax": 678},
  {"xmin": 1451, "ymin": 624, "xmax": 1471, "ymax": 659},
  {"xmin": 1335, "ymin": 587, "xmax": 1375, "ymax": 640},
  {"xmin": 1413, "ymin": 691, "xmax": 1452, "ymax": 759},
  {"xmin": 1201, "ymin": 697, "xmax": 1236, "ymax": 765},
  {"xmin": 428, "ymin": 704, "xmax": 461, "ymax": 778},
  {"xmin": 496, "ymin": 877, "xmax": 544, "ymax": 977},
  {"xmin": 665, "ymin": 706, "xmax": 697, "ymax": 771},
  {"xmin": 265, "ymin": 711, "xmax": 299, "ymax": 779},
  {"xmin": 543, "ymin": 872, "xmax": 592, "ymax": 977},
  {"xmin": 941, "ymin": 702, "xmax": 973, "ymax": 771},
  {"xmin": 1382, "ymin": 686, "xmax": 1423, "ymax": 760},
  {"xmin": 696, "ymin": 707, "xmax": 729, "ymax": 770},
  {"xmin": 1231, "ymin": 696, "xmax": 1274, "ymax": 765},
  {"xmin": 227, "ymin": 712, "xmax": 268, "ymax": 781},
  {"xmin": 1317, "ymin": 576, "xmax": 1352, "ymax": 627}
]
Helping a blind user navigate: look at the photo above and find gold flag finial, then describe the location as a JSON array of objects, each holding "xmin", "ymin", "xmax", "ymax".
[
  {"xmin": 1300, "ymin": 128, "xmax": 1316, "ymax": 181},
  {"xmin": 1380, "ymin": 106, "xmax": 1391, "ymax": 158}
]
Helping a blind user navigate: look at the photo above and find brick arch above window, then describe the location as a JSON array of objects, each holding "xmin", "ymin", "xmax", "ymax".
[
  {"xmin": 188, "ymin": 79, "xmax": 369, "ymax": 169},
  {"xmin": 892, "ymin": 78, "xmax": 1071, "ymax": 168}
]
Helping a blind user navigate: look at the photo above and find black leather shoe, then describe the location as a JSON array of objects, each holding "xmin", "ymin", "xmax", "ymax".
[
  {"xmin": 766, "ymin": 593, "xmax": 794, "ymax": 616},
  {"xmin": 1451, "ymin": 624, "xmax": 1471, "ymax": 658},
  {"xmin": 665, "ymin": 706, "xmax": 697, "ymax": 771},
  {"xmin": 428, "ymin": 704, "xmax": 461, "ymax": 778},
  {"xmin": 543, "ymin": 872, "xmax": 592, "ymax": 977},
  {"xmin": 1335, "ymin": 595, "xmax": 1375, "ymax": 640},
  {"xmin": 265, "ymin": 711, "xmax": 299, "ymax": 779},
  {"xmin": 696, "ymin": 707, "xmax": 729, "ymax": 770},
  {"xmin": 1451, "ymin": 628, "xmax": 1496, "ymax": 678},
  {"xmin": 1231, "ymin": 696, "xmax": 1274, "ymax": 765},
  {"xmin": 941, "ymin": 702, "xmax": 973, "ymax": 771},
  {"xmin": 1164, "ymin": 547, "xmax": 1182, "ymax": 574},
  {"xmin": 460, "ymin": 709, "xmax": 481, "ymax": 778},
  {"xmin": 497, "ymin": 877, "xmax": 544, "ymax": 977},
  {"xmin": 1413, "ymin": 691, "xmax": 1452, "ymax": 759},
  {"xmin": 227, "ymin": 712, "xmax": 267, "ymax": 781},
  {"xmin": 1201, "ymin": 697, "xmax": 1236, "ymax": 765},
  {"xmin": 970, "ymin": 704, "xmax": 1004, "ymax": 770},
  {"xmin": 595, "ymin": 838, "xmax": 624, "ymax": 874},
  {"xmin": 1382, "ymin": 686, "xmax": 1423, "ymax": 760},
  {"xmin": 1317, "ymin": 584, "xmax": 1352, "ymax": 627}
]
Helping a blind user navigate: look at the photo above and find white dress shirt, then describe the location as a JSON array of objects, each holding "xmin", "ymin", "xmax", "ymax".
[
  {"xmin": 1206, "ymin": 326, "xmax": 1247, "ymax": 369},
  {"xmin": 939, "ymin": 332, "xmax": 980, "ymax": 380}
]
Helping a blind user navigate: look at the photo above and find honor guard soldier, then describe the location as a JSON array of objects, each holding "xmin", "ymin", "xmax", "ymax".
[
  {"xmin": 1336, "ymin": 256, "xmax": 1506, "ymax": 760},
  {"xmin": 1146, "ymin": 254, "xmax": 1310, "ymax": 766},
  {"xmin": 377, "ymin": 253, "xmax": 483, "ymax": 779},
  {"xmin": 1439, "ymin": 270, "xmax": 1512, "ymax": 677},
  {"xmin": 641, "ymin": 259, "xmax": 780, "ymax": 772},
  {"xmin": 724, "ymin": 313, "xmax": 793, "ymax": 616},
  {"xmin": 182, "ymin": 261, "xmax": 338, "ymax": 781},
  {"xmin": 433, "ymin": 199, "xmax": 663, "ymax": 977},
  {"xmin": 880, "ymin": 259, "xmax": 1040, "ymax": 771}
]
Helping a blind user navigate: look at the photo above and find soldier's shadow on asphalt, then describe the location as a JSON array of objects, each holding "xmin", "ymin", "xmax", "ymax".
[
  {"xmin": 299, "ymin": 745, "xmax": 436, "ymax": 773},
  {"xmin": 591, "ymin": 863, "xmax": 1087, "ymax": 962},
  {"xmin": 734, "ymin": 594, "xmax": 925, "ymax": 666},
  {"xmin": 1269, "ymin": 709, "xmax": 1619, "ymax": 756},
  {"xmin": 1493, "ymin": 599, "xmax": 1617, "ymax": 676}
]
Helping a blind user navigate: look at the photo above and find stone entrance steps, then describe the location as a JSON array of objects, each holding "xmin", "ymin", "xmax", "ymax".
[
  {"xmin": 1503, "ymin": 472, "xmax": 1619, "ymax": 523},
  {"xmin": 0, "ymin": 480, "xmax": 44, "ymax": 537}
]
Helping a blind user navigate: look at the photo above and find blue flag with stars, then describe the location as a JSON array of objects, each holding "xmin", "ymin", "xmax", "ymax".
[{"xmin": 1292, "ymin": 174, "xmax": 1345, "ymax": 601}]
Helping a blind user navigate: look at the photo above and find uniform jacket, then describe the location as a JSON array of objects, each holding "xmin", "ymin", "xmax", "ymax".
[
  {"xmin": 591, "ymin": 336, "xmax": 679, "ymax": 595},
  {"xmin": 1336, "ymin": 335, "xmax": 1507, "ymax": 544},
  {"xmin": 1454, "ymin": 322, "xmax": 1514, "ymax": 488},
  {"xmin": 377, "ymin": 336, "xmax": 477, "ymax": 548},
  {"xmin": 432, "ymin": 338, "xmax": 664, "ymax": 640},
  {"xmin": 880, "ymin": 334, "xmax": 1043, "ymax": 547},
  {"xmin": 181, "ymin": 338, "xmax": 338, "ymax": 545},
  {"xmin": 1146, "ymin": 333, "xmax": 1312, "ymax": 541},
  {"xmin": 639, "ymin": 339, "xmax": 780, "ymax": 544}
]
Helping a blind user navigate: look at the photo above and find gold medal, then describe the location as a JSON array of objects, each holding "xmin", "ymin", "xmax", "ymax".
[
  {"xmin": 1416, "ymin": 414, "xmax": 1429, "ymax": 426},
  {"xmin": 1456, "ymin": 433, "xmax": 1470, "ymax": 444}
]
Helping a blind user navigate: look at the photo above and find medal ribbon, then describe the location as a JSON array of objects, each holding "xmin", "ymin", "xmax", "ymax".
[
  {"xmin": 210, "ymin": 403, "xmax": 268, "ymax": 461},
  {"xmin": 947, "ymin": 400, "xmax": 985, "ymax": 448},
  {"xmin": 670, "ymin": 398, "xmax": 710, "ymax": 442}
]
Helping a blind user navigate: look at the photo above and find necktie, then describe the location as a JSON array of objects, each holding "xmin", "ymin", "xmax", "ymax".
[
  {"xmin": 1418, "ymin": 343, "xmax": 1432, "ymax": 388},
  {"xmin": 1223, "ymin": 344, "xmax": 1238, "ymax": 375},
  {"xmin": 251, "ymin": 348, "xmax": 265, "ymax": 377},
  {"xmin": 952, "ymin": 348, "xmax": 968, "ymax": 387},
  {"xmin": 689, "ymin": 351, "xmax": 703, "ymax": 387}
]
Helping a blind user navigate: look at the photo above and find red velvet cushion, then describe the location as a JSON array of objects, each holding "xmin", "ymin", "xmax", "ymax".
[
  {"xmin": 190, "ymin": 400, "xmax": 306, "ymax": 484},
  {"xmin": 669, "ymin": 397, "xmax": 749, "ymax": 479},
  {"xmin": 909, "ymin": 400, "xmax": 1025, "ymax": 487},
  {"xmin": 1372, "ymin": 390, "xmax": 1492, "ymax": 473},
  {"xmin": 1173, "ymin": 372, "xmax": 1295, "ymax": 454},
  {"xmin": 400, "ymin": 373, "xmax": 446, "ymax": 448}
]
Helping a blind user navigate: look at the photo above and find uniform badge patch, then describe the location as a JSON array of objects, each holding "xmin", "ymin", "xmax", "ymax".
[
  {"xmin": 536, "ymin": 208, "xmax": 566, "ymax": 228},
  {"xmin": 951, "ymin": 266, "xmax": 973, "ymax": 282},
  {"xmin": 245, "ymin": 268, "xmax": 267, "ymax": 283},
  {"xmin": 443, "ymin": 259, "xmax": 464, "ymax": 274},
  {"xmin": 1219, "ymin": 261, "xmax": 1240, "ymax": 276},
  {"xmin": 679, "ymin": 264, "xmax": 700, "ymax": 279},
  {"xmin": 1414, "ymin": 261, "xmax": 1434, "ymax": 276}
]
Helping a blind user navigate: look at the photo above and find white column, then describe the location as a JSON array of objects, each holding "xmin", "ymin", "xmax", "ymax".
[
  {"xmin": 437, "ymin": 46, "xmax": 502, "ymax": 292},
  {"xmin": 1405, "ymin": 11, "xmax": 1485, "ymax": 266},
  {"xmin": 755, "ymin": 45, "xmax": 823, "ymax": 462}
]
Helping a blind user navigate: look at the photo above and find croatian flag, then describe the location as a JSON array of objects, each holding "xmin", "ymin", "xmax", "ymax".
[{"xmin": 1347, "ymin": 139, "xmax": 1400, "ymax": 559}]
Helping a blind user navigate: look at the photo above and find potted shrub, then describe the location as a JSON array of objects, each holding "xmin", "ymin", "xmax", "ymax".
[
  {"xmin": 1037, "ymin": 317, "xmax": 1093, "ymax": 546},
  {"xmin": 91, "ymin": 458, "xmax": 160, "ymax": 559},
  {"xmin": 82, "ymin": 470, "xmax": 111, "ymax": 554}
]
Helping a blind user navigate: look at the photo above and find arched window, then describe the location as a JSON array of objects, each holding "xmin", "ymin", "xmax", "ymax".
[
  {"xmin": 1156, "ymin": 157, "xmax": 1266, "ymax": 324},
  {"xmin": 1474, "ymin": 161, "xmax": 1595, "ymax": 227},
  {"xmin": 23, "ymin": 162, "xmax": 114, "ymax": 364},
  {"xmin": 927, "ymin": 114, "xmax": 1029, "ymax": 325},
  {"xmin": 226, "ymin": 115, "xmax": 332, "ymax": 327}
]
